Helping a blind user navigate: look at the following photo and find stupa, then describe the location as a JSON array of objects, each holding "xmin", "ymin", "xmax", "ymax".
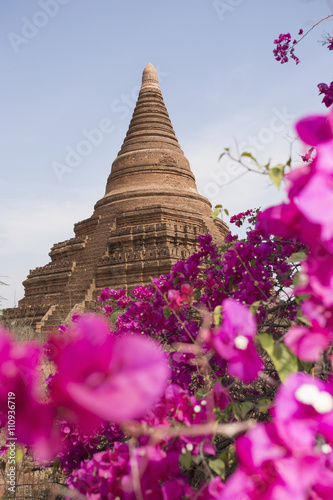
[{"xmin": 4, "ymin": 64, "xmax": 228, "ymax": 332}]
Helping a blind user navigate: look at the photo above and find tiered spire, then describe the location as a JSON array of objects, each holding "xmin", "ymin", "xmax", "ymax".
[
  {"xmin": 119, "ymin": 63, "xmax": 182, "ymax": 155},
  {"xmin": 103, "ymin": 63, "xmax": 195, "ymax": 199}
]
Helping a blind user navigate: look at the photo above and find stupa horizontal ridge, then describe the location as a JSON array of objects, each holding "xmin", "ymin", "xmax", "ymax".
[{"xmin": 3, "ymin": 63, "xmax": 229, "ymax": 333}]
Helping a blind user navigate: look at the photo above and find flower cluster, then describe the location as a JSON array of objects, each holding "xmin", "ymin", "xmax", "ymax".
[
  {"xmin": 222, "ymin": 374, "xmax": 333, "ymax": 498},
  {"xmin": 229, "ymin": 209, "xmax": 256, "ymax": 227},
  {"xmin": 58, "ymin": 420, "xmax": 124, "ymax": 475},
  {"xmin": 273, "ymin": 32, "xmax": 300, "ymax": 64},
  {"xmin": 66, "ymin": 442, "xmax": 195, "ymax": 500},
  {"xmin": 318, "ymin": 81, "xmax": 333, "ymax": 108}
]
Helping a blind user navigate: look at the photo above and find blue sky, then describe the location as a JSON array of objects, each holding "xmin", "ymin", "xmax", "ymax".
[{"xmin": 1, "ymin": 0, "xmax": 332, "ymax": 307}]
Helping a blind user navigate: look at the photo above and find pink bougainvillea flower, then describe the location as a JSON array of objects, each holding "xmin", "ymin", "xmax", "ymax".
[
  {"xmin": 295, "ymin": 113, "xmax": 333, "ymax": 146},
  {"xmin": 318, "ymin": 82, "xmax": 333, "ymax": 108},
  {"xmin": 197, "ymin": 477, "xmax": 224, "ymax": 499},
  {"xmin": 300, "ymin": 146, "xmax": 315, "ymax": 163},
  {"xmin": 212, "ymin": 380, "xmax": 230, "ymax": 410},
  {"xmin": 102, "ymin": 303, "xmax": 113, "ymax": 317},
  {"xmin": 273, "ymin": 373, "xmax": 333, "ymax": 452},
  {"xmin": 97, "ymin": 287, "xmax": 112, "ymax": 302},
  {"xmin": 212, "ymin": 299, "xmax": 264, "ymax": 383},
  {"xmin": 50, "ymin": 314, "xmax": 170, "ymax": 431},
  {"xmin": 71, "ymin": 312, "xmax": 80, "ymax": 323},
  {"xmin": 294, "ymin": 172, "xmax": 333, "ymax": 244},
  {"xmin": 301, "ymin": 252, "xmax": 333, "ymax": 307},
  {"xmin": 180, "ymin": 283, "xmax": 194, "ymax": 303},
  {"xmin": 167, "ymin": 289, "xmax": 183, "ymax": 311},
  {"xmin": 67, "ymin": 442, "xmax": 188, "ymax": 500},
  {"xmin": 222, "ymin": 421, "xmax": 332, "ymax": 500},
  {"xmin": 284, "ymin": 325, "xmax": 330, "ymax": 362},
  {"xmin": 0, "ymin": 326, "xmax": 60, "ymax": 460}
]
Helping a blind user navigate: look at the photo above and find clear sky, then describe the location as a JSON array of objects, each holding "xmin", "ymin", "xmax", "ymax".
[{"xmin": 1, "ymin": 0, "xmax": 332, "ymax": 307}]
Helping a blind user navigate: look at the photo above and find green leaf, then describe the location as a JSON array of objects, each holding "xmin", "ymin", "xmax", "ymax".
[
  {"xmin": 180, "ymin": 451, "xmax": 192, "ymax": 469},
  {"xmin": 163, "ymin": 307, "xmax": 172, "ymax": 319},
  {"xmin": 213, "ymin": 305, "xmax": 222, "ymax": 326},
  {"xmin": 241, "ymin": 151, "xmax": 262, "ymax": 169},
  {"xmin": 196, "ymin": 387, "xmax": 208, "ymax": 400},
  {"xmin": 7, "ymin": 445, "xmax": 25, "ymax": 464},
  {"xmin": 110, "ymin": 310, "xmax": 123, "ymax": 324},
  {"xmin": 215, "ymin": 204, "xmax": 223, "ymax": 209},
  {"xmin": 257, "ymin": 333, "xmax": 298, "ymax": 382},
  {"xmin": 249, "ymin": 300, "xmax": 261, "ymax": 314},
  {"xmin": 230, "ymin": 402, "xmax": 241, "ymax": 421},
  {"xmin": 240, "ymin": 401, "xmax": 255, "ymax": 419},
  {"xmin": 296, "ymin": 310, "xmax": 311, "ymax": 327},
  {"xmin": 257, "ymin": 399, "xmax": 271, "ymax": 414},
  {"xmin": 287, "ymin": 251, "xmax": 307, "ymax": 263},
  {"xmin": 173, "ymin": 276, "xmax": 179, "ymax": 286},
  {"xmin": 224, "ymin": 208, "xmax": 229, "ymax": 216},
  {"xmin": 293, "ymin": 272, "xmax": 300, "ymax": 287},
  {"xmin": 208, "ymin": 458, "xmax": 225, "ymax": 478},
  {"xmin": 268, "ymin": 164, "xmax": 285, "ymax": 189},
  {"xmin": 212, "ymin": 207, "xmax": 222, "ymax": 221},
  {"xmin": 297, "ymin": 359, "xmax": 313, "ymax": 373}
]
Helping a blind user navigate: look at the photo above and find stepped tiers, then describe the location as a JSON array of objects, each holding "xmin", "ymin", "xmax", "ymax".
[{"xmin": 3, "ymin": 63, "xmax": 229, "ymax": 333}]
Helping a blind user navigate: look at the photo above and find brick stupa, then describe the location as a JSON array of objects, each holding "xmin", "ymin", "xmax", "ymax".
[{"xmin": 4, "ymin": 64, "xmax": 228, "ymax": 332}]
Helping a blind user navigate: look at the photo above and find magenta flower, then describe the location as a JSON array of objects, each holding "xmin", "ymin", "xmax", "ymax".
[
  {"xmin": 197, "ymin": 477, "xmax": 224, "ymax": 499},
  {"xmin": 318, "ymin": 82, "xmax": 333, "ymax": 108},
  {"xmin": 295, "ymin": 113, "xmax": 333, "ymax": 146},
  {"xmin": 274, "ymin": 373, "xmax": 333, "ymax": 452},
  {"xmin": 102, "ymin": 303, "xmax": 113, "ymax": 316},
  {"xmin": 167, "ymin": 289, "xmax": 183, "ymax": 311},
  {"xmin": 97, "ymin": 287, "xmax": 112, "ymax": 302},
  {"xmin": 300, "ymin": 147, "xmax": 315, "ymax": 162},
  {"xmin": 212, "ymin": 380, "xmax": 230, "ymax": 410},
  {"xmin": 50, "ymin": 314, "xmax": 170, "ymax": 431},
  {"xmin": 284, "ymin": 325, "xmax": 330, "ymax": 362},
  {"xmin": 0, "ymin": 327, "xmax": 60, "ymax": 460},
  {"xmin": 212, "ymin": 299, "xmax": 264, "ymax": 383},
  {"xmin": 180, "ymin": 283, "xmax": 194, "ymax": 303},
  {"xmin": 223, "ymin": 428, "xmax": 327, "ymax": 500}
]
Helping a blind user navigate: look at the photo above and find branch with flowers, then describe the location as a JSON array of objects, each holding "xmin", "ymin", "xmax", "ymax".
[{"xmin": 273, "ymin": 14, "xmax": 333, "ymax": 108}]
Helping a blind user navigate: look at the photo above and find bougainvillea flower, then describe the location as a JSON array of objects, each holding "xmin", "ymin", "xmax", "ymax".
[
  {"xmin": 67, "ymin": 443, "xmax": 187, "ymax": 500},
  {"xmin": 0, "ymin": 327, "xmax": 60, "ymax": 460},
  {"xmin": 295, "ymin": 113, "xmax": 333, "ymax": 146},
  {"xmin": 212, "ymin": 380, "xmax": 230, "ymax": 410},
  {"xmin": 212, "ymin": 299, "xmax": 264, "ymax": 383},
  {"xmin": 273, "ymin": 373, "xmax": 333, "ymax": 452},
  {"xmin": 302, "ymin": 253, "xmax": 333, "ymax": 307},
  {"xmin": 197, "ymin": 476, "xmax": 224, "ymax": 499},
  {"xmin": 167, "ymin": 289, "xmax": 183, "ymax": 311},
  {"xmin": 318, "ymin": 82, "xmax": 333, "ymax": 108},
  {"xmin": 50, "ymin": 314, "xmax": 170, "ymax": 431},
  {"xmin": 222, "ymin": 421, "xmax": 331, "ymax": 500},
  {"xmin": 256, "ymin": 202, "xmax": 302, "ymax": 241},
  {"xmin": 97, "ymin": 287, "xmax": 112, "ymax": 302},
  {"xmin": 284, "ymin": 325, "xmax": 330, "ymax": 362},
  {"xmin": 294, "ymin": 172, "xmax": 333, "ymax": 244}
]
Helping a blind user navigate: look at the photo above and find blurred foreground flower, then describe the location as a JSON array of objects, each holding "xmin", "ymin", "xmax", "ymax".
[
  {"xmin": 49, "ymin": 314, "xmax": 170, "ymax": 432},
  {"xmin": 0, "ymin": 326, "xmax": 60, "ymax": 460}
]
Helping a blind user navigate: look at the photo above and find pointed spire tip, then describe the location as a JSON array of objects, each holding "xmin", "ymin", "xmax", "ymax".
[{"xmin": 142, "ymin": 63, "xmax": 159, "ymax": 85}]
